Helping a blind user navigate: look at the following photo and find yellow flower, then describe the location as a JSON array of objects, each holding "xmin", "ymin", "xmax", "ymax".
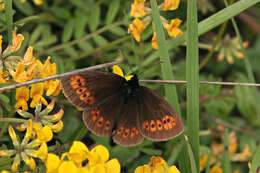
[
  {"xmin": 11, "ymin": 63, "xmax": 32, "ymax": 82},
  {"xmin": 46, "ymin": 153, "xmax": 62, "ymax": 173},
  {"xmin": 8, "ymin": 125, "xmax": 19, "ymax": 147},
  {"xmin": 36, "ymin": 125, "xmax": 53, "ymax": 144},
  {"xmin": 30, "ymin": 82, "xmax": 48, "ymax": 108},
  {"xmin": 130, "ymin": 0, "xmax": 146, "ymax": 18},
  {"xmin": 200, "ymin": 154, "xmax": 208, "ymax": 172},
  {"xmin": 0, "ymin": 0, "xmax": 5, "ymax": 11},
  {"xmin": 3, "ymin": 124, "xmax": 40, "ymax": 171},
  {"xmin": 128, "ymin": 18, "xmax": 145, "ymax": 42},
  {"xmin": 0, "ymin": 70, "xmax": 7, "ymax": 83},
  {"xmin": 39, "ymin": 56, "xmax": 56, "ymax": 78},
  {"xmin": 152, "ymin": 32, "xmax": 158, "ymax": 50},
  {"xmin": 22, "ymin": 46, "xmax": 36, "ymax": 66},
  {"xmin": 232, "ymin": 144, "xmax": 252, "ymax": 161},
  {"xmin": 10, "ymin": 31, "xmax": 24, "ymax": 53},
  {"xmin": 164, "ymin": 19, "xmax": 183, "ymax": 38},
  {"xmin": 112, "ymin": 65, "xmax": 133, "ymax": 81},
  {"xmin": 163, "ymin": 0, "xmax": 180, "ymax": 11},
  {"xmin": 15, "ymin": 86, "xmax": 30, "ymax": 110},
  {"xmin": 59, "ymin": 161, "xmax": 78, "ymax": 173},
  {"xmin": 210, "ymin": 165, "xmax": 223, "ymax": 173},
  {"xmin": 33, "ymin": 0, "xmax": 43, "ymax": 5},
  {"xmin": 33, "ymin": 142, "xmax": 48, "ymax": 161},
  {"xmin": 135, "ymin": 156, "xmax": 180, "ymax": 173},
  {"xmin": 45, "ymin": 79, "xmax": 61, "ymax": 96},
  {"xmin": 216, "ymin": 35, "xmax": 248, "ymax": 64}
]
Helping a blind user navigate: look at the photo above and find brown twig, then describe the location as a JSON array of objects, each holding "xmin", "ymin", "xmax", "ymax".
[
  {"xmin": 1, "ymin": 61, "xmax": 260, "ymax": 91},
  {"xmin": 0, "ymin": 61, "xmax": 120, "ymax": 91},
  {"xmin": 140, "ymin": 80, "xmax": 260, "ymax": 87}
]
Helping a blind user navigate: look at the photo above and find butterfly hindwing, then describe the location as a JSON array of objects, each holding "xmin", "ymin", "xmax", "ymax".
[
  {"xmin": 112, "ymin": 96, "xmax": 144, "ymax": 146},
  {"xmin": 137, "ymin": 87, "xmax": 184, "ymax": 141},
  {"xmin": 82, "ymin": 92, "xmax": 124, "ymax": 137}
]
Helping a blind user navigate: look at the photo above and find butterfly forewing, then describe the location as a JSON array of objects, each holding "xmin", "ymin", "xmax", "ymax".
[
  {"xmin": 61, "ymin": 71, "xmax": 124, "ymax": 109},
  {"xmin": 112, "ymin": 96, "xmax": 144, "ymax": 146},
  {"xmin": 137, "ymin": 87, "xmax": 184, "ymax": 141}
]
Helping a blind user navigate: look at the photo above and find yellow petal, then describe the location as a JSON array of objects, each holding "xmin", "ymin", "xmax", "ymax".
[
  {"xmin": 168, "ymin": 165, "xmax": 181, "ymax": 173},
  {"xmin": 48, "ymin": 120, "xmax": 63, "ymax": 133},
  {"xmin": 128, "ymin": 18, "xmax": 145, "ymax": 42},
  {"xmin": 8, "ymin": 125, "xmax": 19, "ymax": 147},
  {"xmin": 23, "ymin": 46, "xmax": 36, "ymax": 66},
  {"xmin": 37, "ymin": 126, "xmax": 53, "ymax": 143},
  {"xmin": 152, "ymin": 32, "xmax": 158, "ymax": 50},
  {"xmin": 11, "ymin": 31, "xmax": 24, "ymax": 53},
  {"xmin": 11, "ymin": 154, "xmax": 20, "ymax": 172},
  {"xmin": 46, "ymin": 153, "xmax": 61, "ymax": 173},
  {"xmin": 58, "ymin": 161, "xmax": 78, "ymax": 173},
  {"xmin": 105, "ymin": 159, "xmax": 121, "ymax": 173},
  {"xmin": 112, "ymin": 65, "xmax": 124, "ymax": 77},
  {"xmin": 90, "ymin": 145, "xmax": 109, "ymax": 163},
  {"xmin": 130, "ymin": 0, "xmax": 146, "ymax": 18},
  {"xmin": 165, "ymin": 19, "xmax": 183, "ymax": 38},
  {"xmin": 34, "ymin": 142, "xmax": 48, "ymax": 161},
  {"xmin": 210, "ymin": 165, "xmax": 223, "ymax": 173},
  {"xmin": 24, "ymin": 157, "xmax": 36, "ymax": 170},
  {"xmin": 68, "ymin": 141, "xmax": 89, "ymax": 163},
  {"xmin": 25, "ymin": 119, "xmax": 33, "ymax": 141},
  {"xmin": 163, "ymin": 0, "xmax": 180, "ymax": 11},
  {"xmin": 134, "ymin": 164, "xmax": 151, "ymax": 173},
  {"xmin": 33, "ymin": 0, "xmax": 43, "ymax": 5}
]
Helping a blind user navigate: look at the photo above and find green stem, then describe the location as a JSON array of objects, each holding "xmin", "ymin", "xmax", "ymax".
[
  {"xmin": 5, "ymin": 0, "xmax": 13, "ymax": 44},
  {"xmin": 0, "ymin": 118, "xmax": 27, "ymax": 123},
  {"xmin": 36, "ymin": 21, "xmax": 124, "ymax": 56},
  {"xmin": 63, "ymin": 35, "xmax": 131, "ymax": 63}
]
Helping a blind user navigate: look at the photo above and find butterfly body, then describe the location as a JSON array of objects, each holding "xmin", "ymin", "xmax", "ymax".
[{"xmin": 61, "ymin": 70, "xmax": 184, "ymax": 146}]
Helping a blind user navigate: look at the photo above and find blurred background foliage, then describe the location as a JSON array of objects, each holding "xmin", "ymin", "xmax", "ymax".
[{"xmin": 0, "ymin": 0, "xmax": 260, "ymax": 172}]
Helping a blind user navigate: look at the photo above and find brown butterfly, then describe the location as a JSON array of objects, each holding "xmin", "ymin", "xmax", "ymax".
[{"xmin": 61, "ymin": 66, "xmax": 184, "ymax": 146}]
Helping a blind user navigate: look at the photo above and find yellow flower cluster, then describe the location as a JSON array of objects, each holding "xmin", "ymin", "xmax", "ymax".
[
  {"xmin": 200, "ymin": 131, "xmax": 252, "ymax": 172},
  {"xmin": 0, "ymin": 31, "xmax": 61, "ymax": 111},
  {"xmin": 0, "ymin": 119, "xmax": 53, "ymax": 172},
  {"xmin": 16, "ymin": 100, "xmax": 64, "ymax": 133},
  {"xmin": 45, "ymin": 141, "xmax": 120, "ymax": 173},
  {"xmin": 135, "ymin": 156, "xmax": 180, "ymax": 173},
  {"xmin": 216, "ymin": 35, "xmax": 248, "ymax": 64},
  {"xmin": 128, "ymin": 0, "xmax": 183, "ymax": 49}
]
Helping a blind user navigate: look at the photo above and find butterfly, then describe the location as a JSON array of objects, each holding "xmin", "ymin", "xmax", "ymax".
[{"xmin": 61, "ymin": 65, "xmax": 184, "ymax": 146}]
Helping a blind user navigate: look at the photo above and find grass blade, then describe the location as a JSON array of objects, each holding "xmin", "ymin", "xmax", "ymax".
[
  {"xmin": 149, "ymin": 0, "xmax": 181, "ymax": 114},
  {"xmin": 249, "ymin": 144, "xmax": 260, "ymax": 173},
  {"xmin": 223, "ymin": 129, "xmax": 232, "ymax": 173},
  {"xmin": 186, "ymin": 0, "xmax": 200, "ymax": 172}
]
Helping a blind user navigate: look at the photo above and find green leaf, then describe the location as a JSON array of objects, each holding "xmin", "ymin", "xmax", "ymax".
[
  {"xmin": 51, "ymin": 7, "xmax": 71, "ymax": 20},
  {"xmin": 108, "ymin": 26, "xmax": 125, "ymax": 36},
  {"xmin": 29, "ymin": 24, "xmax": 45, "ymax": 45},
  {"xmin": 105, "ymin": 0, "xmax": 120, "ymax": 24},
  {"xmin": 89, "ymin": 5, "xmax": 100, "ymax": 32},
  {"xmin": 13, "ymin": 0, "xmax": 34, "ymax": 16},
  {"xmin": 74, "ymin": 10, "xmax": 88, "ymax": 38},
  {"xmin": 62, "ymin": 19, "xmax": 75, "ymax": 43},
  {"xmin": 234, "ymin": 73, "xmax": 257, "ymax": 125},
  {"xmin": 93, "ymin": 35, "xmax": 108, "ymax": 46},
  {"xmin": 0, "ymin": 94, "xmax": 10, "ymax": 104}
]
